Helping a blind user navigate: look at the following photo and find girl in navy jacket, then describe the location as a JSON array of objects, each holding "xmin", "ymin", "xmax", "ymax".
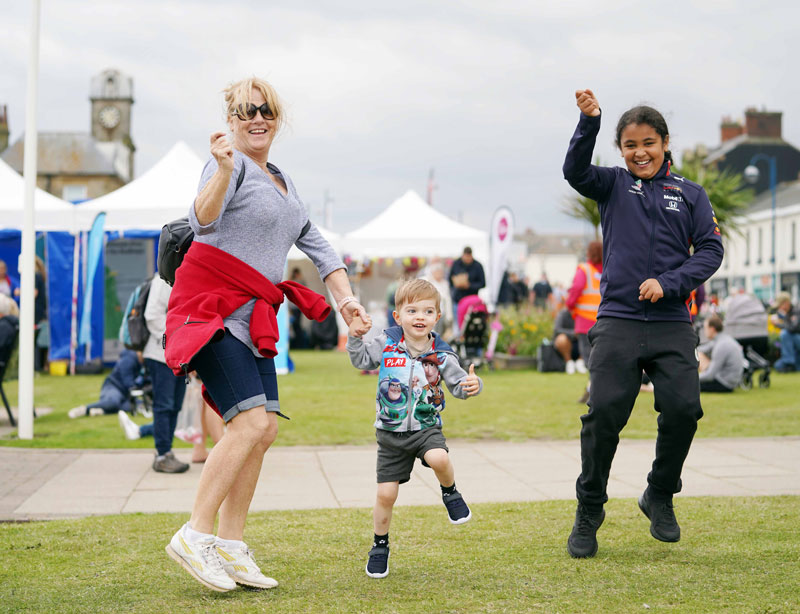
[{"xmin": 563, "ymin": 89, "xmax": 723, "ymax": 559}]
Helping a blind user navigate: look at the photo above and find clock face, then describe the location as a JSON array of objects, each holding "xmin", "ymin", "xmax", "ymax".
[{"xmin": 98, "ymin": 105, "xmax": 121, "ymax": 129}]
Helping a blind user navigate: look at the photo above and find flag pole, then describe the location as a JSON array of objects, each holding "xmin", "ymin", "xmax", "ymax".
[{"xmin": 18, "ymin": 0, "xmax": 42, "ymax": 440}]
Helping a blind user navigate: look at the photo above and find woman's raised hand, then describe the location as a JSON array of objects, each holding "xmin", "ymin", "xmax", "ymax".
[
  {"xmin": 575, "ymin": 89, "xmax": 600, "ymax": 117},
  {"xmin": 210, "ymin": 131, "xmax": 234, "ymax": 174}
]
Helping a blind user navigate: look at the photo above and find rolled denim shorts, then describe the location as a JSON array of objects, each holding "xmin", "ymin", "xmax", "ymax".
[{"xmin": 191, "ymin": 331, "xmax": 279, "ymax": 423}]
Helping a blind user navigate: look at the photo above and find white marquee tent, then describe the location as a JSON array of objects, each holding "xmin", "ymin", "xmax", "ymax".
[
  {"xmin": 342, "ymin": 190, "xmax": 488, "ymax": 262},
  {"xmin": 76, "ymin": 142, "xmax": 342, "ymax": 255},
  {"xmin": 73, "ymin": 141, "xmax": 205, "ymax": 232},
  {"xmin": 0, "ymin": 158, "xmax": 79, "ymax": 232}
]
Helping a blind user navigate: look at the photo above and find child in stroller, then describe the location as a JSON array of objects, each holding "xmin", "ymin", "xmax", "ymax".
[
  {"xmin": 719, "ymin": 293, "xmax": 771, "ymax": 390},
  {"xmin": 452, "ymin": 294, "xmax": 488, "ymax": 369}
]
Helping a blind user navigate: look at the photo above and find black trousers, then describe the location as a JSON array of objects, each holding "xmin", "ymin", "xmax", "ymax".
[
  {"xmin": 576, "ymin": 318, "xmax": 703, "ymax": 507},
  {"xmin": 700, "ymin": 378, "xmax": 734, "ymax": 393}
]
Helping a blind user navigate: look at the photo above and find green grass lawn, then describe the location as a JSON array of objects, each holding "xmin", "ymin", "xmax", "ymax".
[
  {"xmin": 2, "ymin": 350, "xmax": 799, "ymax": 448},
  {"xmin": 1, "ymin": 497, "xmax": 797, "ymax": 613}
]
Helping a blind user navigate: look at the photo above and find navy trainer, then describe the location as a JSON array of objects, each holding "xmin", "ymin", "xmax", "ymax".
[{"xmin": 442, "ymin": 489, "xmax": 472, "ymax": 524}]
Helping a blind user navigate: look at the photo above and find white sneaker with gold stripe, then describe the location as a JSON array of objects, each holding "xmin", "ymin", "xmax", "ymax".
[
  {"xmin": 166, "ymin": 523, "xmax": 236, "ymax": 592},
  {"xmin": 215, "ymin": 540, "xmax": 279, "ymax": 589}
]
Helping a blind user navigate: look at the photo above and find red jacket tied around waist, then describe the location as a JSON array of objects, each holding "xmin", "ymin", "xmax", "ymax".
[{"xmin": 164, "ymin": 242, "xmax": 331, "ymax": 376}]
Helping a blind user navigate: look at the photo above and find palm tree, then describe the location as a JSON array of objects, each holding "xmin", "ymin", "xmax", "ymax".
[
  {"xmin": 676, "ymin": 155, "xmax": 752, "ymax": 239},
  {"xmin": 562, "ymin": 156, "xmax": 603, "ymax": 238},
  {"xmin": 561, "ymin": 193, "xmax": 600, "ymax": 239}
]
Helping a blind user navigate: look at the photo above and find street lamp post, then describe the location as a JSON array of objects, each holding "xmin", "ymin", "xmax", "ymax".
[{"xmin": 744, "ymin": 154, "xmax": 778, "ymax": 300}]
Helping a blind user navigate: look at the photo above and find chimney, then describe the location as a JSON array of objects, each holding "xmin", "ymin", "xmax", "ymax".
[
  {"xmin": 0, "ymin": 105, "xmax": 9, "ymax": 154},
  {"xmin": 720, "ymin": 116, "xmax": 744, "ymax": 143},
  {"xmin": 744, "ymin": 107, "xmax": 782, "ymax": 138}
]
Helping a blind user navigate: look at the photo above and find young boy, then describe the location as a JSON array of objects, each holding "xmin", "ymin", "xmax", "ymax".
[{"xmin": 347, "ymin": 279, "xmax": 482, "ymax": 579}]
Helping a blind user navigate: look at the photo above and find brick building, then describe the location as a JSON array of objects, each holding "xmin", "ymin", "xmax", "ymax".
[
  {"xmin": 0, "ymin": 69, "xmax": 135, "ymax": 202},
  {"xmin": 702, "ymin": 107, "xmax": 800, "ymax": 195}
]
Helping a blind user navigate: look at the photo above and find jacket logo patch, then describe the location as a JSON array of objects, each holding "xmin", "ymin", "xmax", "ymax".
[
  {"xmin": 663, "ymin": 194, "xmax": 683, "ymax": 211},
  {"xmin": 384, "ymin": 357, "xmax": 406, "ymax": 368},
  {"xmin": 663, "ymin": 184, "xmax": 683, "ymax": 192},
  {"xmin": 628, "ymin": 179, "xmax": 644, "ymax": 196}
]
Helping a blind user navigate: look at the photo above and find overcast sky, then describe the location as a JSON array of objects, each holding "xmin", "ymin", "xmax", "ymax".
[{"xmin": 3, "ymin": 1, "xmax": 799, "ymax": 236}]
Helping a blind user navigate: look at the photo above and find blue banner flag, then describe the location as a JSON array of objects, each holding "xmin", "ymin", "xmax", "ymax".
[{"xmin": 78, "ymin": 212, "xmax": 106, "ymax": 346}]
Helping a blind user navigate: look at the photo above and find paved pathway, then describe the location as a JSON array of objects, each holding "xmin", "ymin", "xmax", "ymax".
[{"xmin": 2, "ymin": 437, "xmax": 799, "ymax": 521}]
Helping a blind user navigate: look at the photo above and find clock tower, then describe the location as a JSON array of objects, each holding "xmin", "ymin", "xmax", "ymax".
[{"xmin": 90, "ymin": 68, "xmax": 135, "ymax": 177}]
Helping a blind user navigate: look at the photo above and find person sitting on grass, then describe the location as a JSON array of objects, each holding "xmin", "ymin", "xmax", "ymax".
[
  {"xmin": 552, "ymin": 306, "xmax": 580, "ymax": 373},
  {"xmin": 68, "ymin": 349, "xmax": 145, "ymax": 418},
  {"xmin": 770, "ymin": 292, "xmax": 800, "ymax": 373},
  {"xmin": 347, "ymin": 278, "xmax": 483, "ymax": 579},
  {"xmin": 697, "ymin": 314, "xmax": 745, "ymax": 393}
]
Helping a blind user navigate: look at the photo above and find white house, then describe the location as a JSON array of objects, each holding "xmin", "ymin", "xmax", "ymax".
[{"xmin": 709, "ymin": 180, "xmax": 800, "ymax": 303}]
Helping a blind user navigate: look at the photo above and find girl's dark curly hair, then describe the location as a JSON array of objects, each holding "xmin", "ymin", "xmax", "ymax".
[{"xmin": 615, "ymin": 105, "xmax": 673, "ymax": 164}]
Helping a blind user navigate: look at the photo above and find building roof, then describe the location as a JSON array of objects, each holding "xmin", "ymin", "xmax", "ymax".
[
  {"xmin": 746, "ymin": 179, "xmax": 800, "ymax": 213},
  {"xmin": 0, "ymin": 133, "xmax": 131, "ymax": 182},
  {"xmin": 704, "ymin": 134, "xmax": 794, "ymax": 165},
  {"xmin": 516, "ymin": 231, "xmax": 587, "ymax": 255}
]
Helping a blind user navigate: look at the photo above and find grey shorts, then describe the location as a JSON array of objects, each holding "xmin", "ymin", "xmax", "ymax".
[{"xmin": 376, "ymin": 426, "xmax": 449, "ymax": 484}]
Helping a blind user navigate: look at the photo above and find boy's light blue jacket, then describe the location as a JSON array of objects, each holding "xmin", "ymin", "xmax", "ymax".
[{"xmin": 347, "ymin": 326, "xmax": 482, "ymax": 432}]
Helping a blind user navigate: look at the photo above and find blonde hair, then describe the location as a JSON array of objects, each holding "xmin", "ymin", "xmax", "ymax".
[
  {"xmin": 395, "ymin": 279, "xmax": 441, "ymax": 313},
  {"xmin": 0, "ymin": 294, "xmax": 19, "ymax": 317},
  {"xmin": 223, "ymin": 77, "xmax": 286, "ymax": 135},
  {"xmin": 35, "ymin": 256, "xmax": 46, "ymax": 281}
]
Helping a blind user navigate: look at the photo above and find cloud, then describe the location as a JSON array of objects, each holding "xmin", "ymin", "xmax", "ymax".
[{"xmin": 2, "ymin": 0, "xmax": 799, "ymax": 235}]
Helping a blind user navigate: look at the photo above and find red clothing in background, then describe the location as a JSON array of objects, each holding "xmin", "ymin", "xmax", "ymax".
[{"xmin": 566, "ymin": 262, "xmax": 603, "ymax": 335}]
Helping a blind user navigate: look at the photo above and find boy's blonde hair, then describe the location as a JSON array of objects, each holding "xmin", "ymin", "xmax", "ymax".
[{"xmin": 395, "ymin": 279, "xmax": 441, "ymax": 313}]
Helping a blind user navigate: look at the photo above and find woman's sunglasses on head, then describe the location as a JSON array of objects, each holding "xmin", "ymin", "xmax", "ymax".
[{"xmin": 233, "ymin": 102, "xmax": 275, "ymax": 121}]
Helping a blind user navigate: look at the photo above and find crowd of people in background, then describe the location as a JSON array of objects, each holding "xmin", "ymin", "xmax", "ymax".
[{"xmin": 281, "ymin": 238, "xmax": 800, "ymax": 394}]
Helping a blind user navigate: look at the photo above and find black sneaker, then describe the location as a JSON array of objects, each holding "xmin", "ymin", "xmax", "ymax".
[
  {"xmin": 567, "ymin": 503, "xmax": 605, "ymax": 558},
  {"xmin": 365, "ymin": 544, "xmax": 389, "ymax": 578},
  {"xmin": 638, "ymin": 489, "xmax": 680, "ymax": 542},
  {"xmin": 442, "ymin": 489, "xmax": 472, "ymax": 525}
]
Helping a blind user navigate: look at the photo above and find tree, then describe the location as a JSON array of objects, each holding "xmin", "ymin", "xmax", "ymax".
[
  {"xmin": 561, "ymin": 192, "xmax": 600, "ymax": 239},
  {"xmin": 676, "ymin": 155, "xmax": 752, "ymax": 239},
  {"xmin": 562, "ymin": 156, "xmax": 603, "ymax": 238}
]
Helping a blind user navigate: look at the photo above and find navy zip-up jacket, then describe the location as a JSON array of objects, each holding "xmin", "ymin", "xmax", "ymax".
[{"xmin": 563, "ymin": 113, "xmax": 724, "ymax": 322}]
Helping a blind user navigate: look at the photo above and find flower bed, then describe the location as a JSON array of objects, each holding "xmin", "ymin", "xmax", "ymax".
[{"xmin": 494, "ymin": 304, "xmax": 554, "ymax": 357}]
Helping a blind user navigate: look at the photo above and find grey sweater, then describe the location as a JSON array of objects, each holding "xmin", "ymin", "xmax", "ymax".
[
  {"xmin": 698, "ymin": 332, "xmax": 745, "ymax": 390},
  {"xmin": 190, "ymin": 151, "xmax": 344, "ymax": 355}
]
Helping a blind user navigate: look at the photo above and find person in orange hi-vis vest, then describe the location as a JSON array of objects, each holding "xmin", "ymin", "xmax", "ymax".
[{"xmin": 566, "ymin": 241, "xmax": 603, "ymax": 382}]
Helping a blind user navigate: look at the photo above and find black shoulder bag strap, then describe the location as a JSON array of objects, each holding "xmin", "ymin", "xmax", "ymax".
[{"xmin": 297, "ymin": 219, "xmax": 312, "ymax": 242}]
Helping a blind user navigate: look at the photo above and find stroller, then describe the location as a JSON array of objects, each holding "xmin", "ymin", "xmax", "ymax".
[
  {"xmin": 129, "ymin": 384, "xmax": 153, "ymax": 418},
  {"xmin": 452, "ymin": 296, "xmax": 488, "ymax": 370},
  {"xmin": 723, "ymin": 294, "xmax": 771, "ymax": 390}
]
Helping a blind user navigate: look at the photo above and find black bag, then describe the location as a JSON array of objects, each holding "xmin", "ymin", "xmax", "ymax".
[
  {"xmin": 537, "ymin": 341, "xmax": 566, "ymax": 372},
  {"xmin": 157, "ymin": 164, "xmax": 246, "ymax": 286},
  {"xmin": 123, "ymin": 279, "xmax": 152, "ymax": 351}
]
